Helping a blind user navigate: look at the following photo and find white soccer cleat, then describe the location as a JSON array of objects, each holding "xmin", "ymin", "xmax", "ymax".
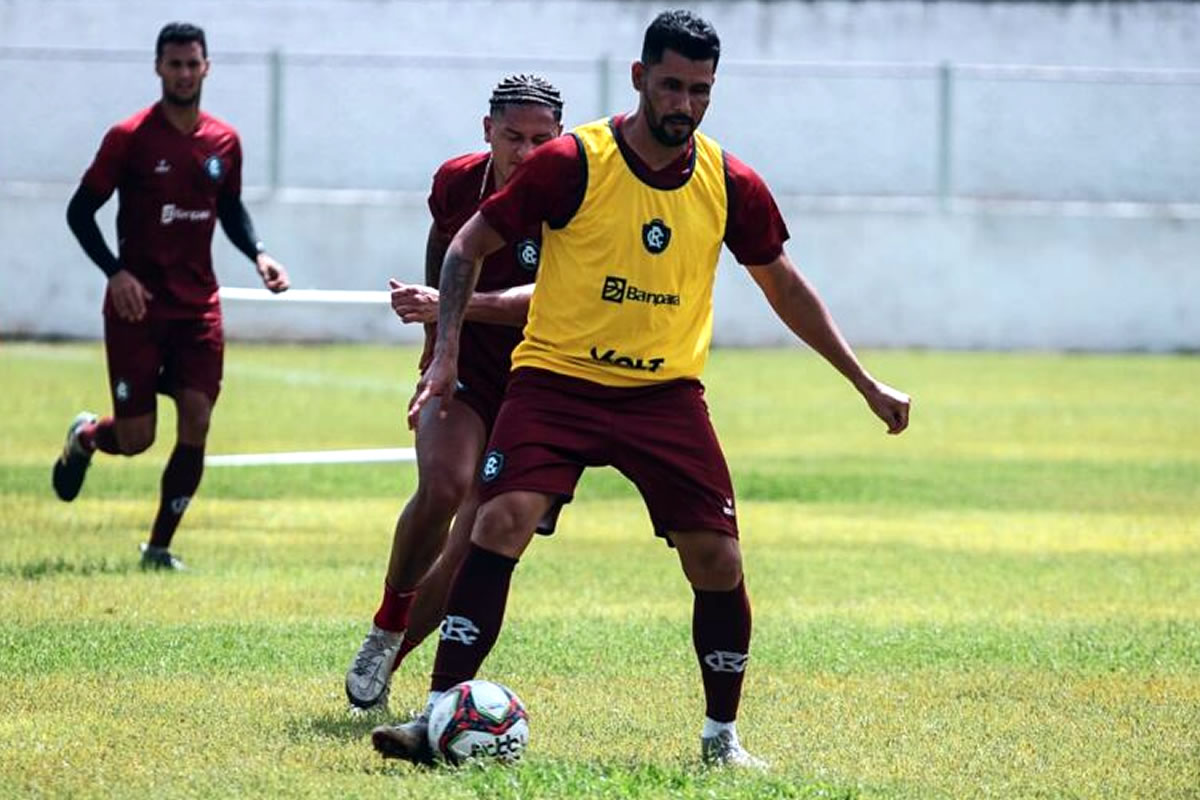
[
  {"xmin": 701, "ymin": 730, "xmax": 769, "ymax": 769},
  {"xmin": 345, "ymin": 624, "xmax": 404, "ymax": 710}
]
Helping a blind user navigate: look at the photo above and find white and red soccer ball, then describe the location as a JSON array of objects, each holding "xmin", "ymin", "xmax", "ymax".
[{"xmin": 427, "ymin": 680, "xmax": 529, "ymax": 765}]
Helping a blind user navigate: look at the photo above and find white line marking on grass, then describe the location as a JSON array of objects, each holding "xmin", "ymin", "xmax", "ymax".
[{"xmin": 206, "ymin": 447, "xmax": 416, "ymax": 466}]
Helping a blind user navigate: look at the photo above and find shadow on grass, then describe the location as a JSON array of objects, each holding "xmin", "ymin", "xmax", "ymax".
[
  {"xmin": 287, "ymin": 709, "xmax": 387, "ymax": 744},
  {"xmin": 1, "ymin": 556, "xmax": 134, "ymax": 580}
]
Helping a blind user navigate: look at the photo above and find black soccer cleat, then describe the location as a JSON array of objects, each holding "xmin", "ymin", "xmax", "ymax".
[
  {"xmin": 52, "ymin": 412, "xmax": 98, "ymax": 502},
  {"xmin": 371, "ymin": 713, "xmax": 435, "ymax": 766}
]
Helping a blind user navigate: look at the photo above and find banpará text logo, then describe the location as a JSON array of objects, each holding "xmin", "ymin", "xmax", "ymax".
[
  {"xmin": 161, "ymin": 204, "xmax": 212, "ymax": 225},
  {"xmin": 601, "ymin": 276, "xmax": 680, "ymax": 306}
]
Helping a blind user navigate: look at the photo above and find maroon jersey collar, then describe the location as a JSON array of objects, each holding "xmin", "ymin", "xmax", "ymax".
[{"xmin": 608, "ymin": 112, "xmax": 697, "ymax": 191}]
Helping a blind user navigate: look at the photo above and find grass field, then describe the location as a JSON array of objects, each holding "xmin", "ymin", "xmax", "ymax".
[{"xmin": 1, "ymin": 342, "xmax": 1198, "ymax": 799}]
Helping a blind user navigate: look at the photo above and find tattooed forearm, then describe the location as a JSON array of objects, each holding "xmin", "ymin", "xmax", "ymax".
[{"xmin": 435, "ymin": 242, "xmax": 481, "ymax": 347}]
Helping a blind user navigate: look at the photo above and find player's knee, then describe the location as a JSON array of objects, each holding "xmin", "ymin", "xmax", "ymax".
[
  {"xmin": 116, "ymin": 427, "xmax": 154, "ymax": 455},
  {"xmin": 415, "ymin": 467, "xmax": 473, "ymax": 513},
  {"xmin": 472, "ymin": 500, "xmax": 533, "ymax": 554},
  {"xmin": 682, "ymin": 536, "xmax": 743, "ymax": 590}
]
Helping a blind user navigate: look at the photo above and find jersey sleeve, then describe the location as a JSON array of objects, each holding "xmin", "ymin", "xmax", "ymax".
[
  {"xmin": 478, "ymin": 135, "xmax": 586, "ymax": 241},
  {"xmin": 80, "ymin": 125, "xmax": 133, "ymax": 200},
  {"xmin": 221, "ymin": 134, "xmax": 244, "ymax": 199},
  {"xmin": 723, "ymin": 151, "xmax": 790, "ymax": 267},
  {"xmin": 426, "ymin": 164, "xmax": 457, "ymax": 242}
]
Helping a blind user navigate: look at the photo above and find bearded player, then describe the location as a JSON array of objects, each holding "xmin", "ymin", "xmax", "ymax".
[{"xmin": 373, "ymin": 9, "xmax": 911, "ymax": 767}]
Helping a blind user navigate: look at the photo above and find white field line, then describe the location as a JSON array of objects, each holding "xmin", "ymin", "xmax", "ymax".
[
  {"xmin": 219, "ymin": 287, "xmax": 390, "ymax": 304},
  {"xmin": 5, "ymin": 343, "xmax": 413, "ymax": 467},
  {"xmin": 206, "ymin": 447, "xmax": 415, "ymax": 467}
]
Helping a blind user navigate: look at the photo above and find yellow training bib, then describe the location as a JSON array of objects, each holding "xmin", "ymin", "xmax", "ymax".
[{"xmin": 511, "ymin": 118, "xmax": 728, "ymax": 386}]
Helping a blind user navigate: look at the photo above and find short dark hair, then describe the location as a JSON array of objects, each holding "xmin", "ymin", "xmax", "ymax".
[
  {"xmin": 156, "ymin": 22, "xmax": 207, "ymax": 60},
  {"xmin": 489, "ymin": 74, "xmax": 565, "ymax": 122},
  {"xmin": 641, "ymin": 9, "xmax": 720, "ymax": 70}
]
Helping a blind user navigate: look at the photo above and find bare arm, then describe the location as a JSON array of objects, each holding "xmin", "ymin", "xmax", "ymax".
[
  {"xmin": 406, "ymin": 211, "xmax": 506, "ymax": 427},
  {"xmin": 747, "ymin": 251, "xmax": 911, "ymax": 434},
  {"xmin": 389, "ymin": 280, "xmax": 532, "ymax": 327}
]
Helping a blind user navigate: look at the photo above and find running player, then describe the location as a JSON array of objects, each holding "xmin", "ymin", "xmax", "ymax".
[
  {"xmin": 55, "ymin": 22, "xmax": 290, "ymax": 570},
  {"xmin": 343, "ymin": 75, "xmax": 563, "ymax": 711},
  {"xmin": 372, "ymin": 9, "xmax": 911, "ymax": 767}
]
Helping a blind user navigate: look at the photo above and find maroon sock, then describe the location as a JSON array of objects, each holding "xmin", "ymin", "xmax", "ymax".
[
  {"xmin": 390, "ymin": 636, "xmax": 421, "ymax": 673},
  {"xmin": 693, "ymin": 578, "xmax": 752, "ymax": 723},
  {"xmin": 81, "ymin": 416, "xmax": 121, "ymax": 455},
  {"xmin": 373, "ymin": 581, "xmax": 417, "ymax": 632},
  {"xmin": 430, "ymin": 543, "xmax": 518, "ymax": 692},
  {"xmin": 148, "ymin": 443, "xmax": 205, "ymax": 548}
]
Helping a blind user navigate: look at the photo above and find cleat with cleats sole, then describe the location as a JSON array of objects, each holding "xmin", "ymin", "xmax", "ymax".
[
  {"xmin": 701, "ymin": 730, "xmax": 768, "ymax": 769},
  {"xmin": 52, "ymin": 411, "xmax": 98, "ymax": 501},
  {"xmin": 371, "ymin": 712, "xmax": 434, "ymax": 765},
  {"xmin": 345, "ymin": 624, "xmax": 404, "ymax": 710},
  {"xmin": 139, "ymin": 542, "xmax": 187, "ymax": 571}
]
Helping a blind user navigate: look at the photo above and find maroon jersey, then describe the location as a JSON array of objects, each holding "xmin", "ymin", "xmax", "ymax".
[
  {"xmin": 81, "ymin": 103, "xmax": 242, "ymax": 320},
  {"xmin": 479, "ymin": 113, "xmax": 790, "ymax": 267},
  {"xmin": 429, "ymin": 152, "xmax": 540, "ymax": 409}
]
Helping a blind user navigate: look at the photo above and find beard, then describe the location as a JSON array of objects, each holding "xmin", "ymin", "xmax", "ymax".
[
  {"xmin": 163, "ymin": 86, "xmax": 201, "ymax": 108},
  {"xmin": 644, "ymin": 97, "xmax": 695, "ymax": 147}
]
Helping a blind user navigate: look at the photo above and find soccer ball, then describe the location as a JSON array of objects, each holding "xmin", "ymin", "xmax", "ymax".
[{"xmin": 427, "ymin": 679, "xmax": 529, "ymax": 765}]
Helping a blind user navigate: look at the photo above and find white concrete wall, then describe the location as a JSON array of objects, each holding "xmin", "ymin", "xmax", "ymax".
[
  {"xmin": 3, "ymin": 1, "xmax": 1198, "ymax": 350},
  {"xmin": 3, "ymin": 185, "xmax": 1197, "ymax": 350}
]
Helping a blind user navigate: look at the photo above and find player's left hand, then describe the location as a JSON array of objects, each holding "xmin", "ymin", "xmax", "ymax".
[
  {"xmin": 256, "ymin": 253, "xmax": 290, "ymax": 293},
  {"xmin": 388, "ymin": 278, "xmax": 438, "ymax": 324},
  {"xmin": 860, "ymin": 379, "xmax": 911, "ymax": 435}
]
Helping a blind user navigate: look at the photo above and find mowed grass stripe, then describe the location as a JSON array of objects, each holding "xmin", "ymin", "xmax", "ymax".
[
  {"xmin": 2, "ymin": 456, "xmax": 1198, "ymax": 513},
  {"xmin": 2, "ymin": 617, "xmax": 1198, "ymax": 676},
  {"xmin": 1, "ymin": 672, "xmax": 1196, "ymax": 799}
]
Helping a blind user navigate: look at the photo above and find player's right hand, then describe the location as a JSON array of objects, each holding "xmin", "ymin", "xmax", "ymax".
[
  {"xmin": 407, "ymin": 353, "xmax": 457, "ymax": 430},
  {"xmin": 108, "ymin": 270, "xmax": 153, "ymax": 321},
  {"xmin": 389, "ymin": 278, "xmax": 439, "ymax": 324}
]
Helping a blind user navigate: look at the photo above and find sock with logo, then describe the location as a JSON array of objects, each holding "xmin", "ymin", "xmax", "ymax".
[
  {"xmin": 373, "ymin": 581, "xmax": 417, "ymax": 633},
  {"xmin": 80, "ymin": 416, "xmax": 121, "ymax": 455},
  {"xmin": 693, "ymin": 578, "xmax": 752, "ymax": 723},
  {"xmin": 148, "ymin": 443, "xmax": 205, "ymax": 549},
  {"xmin": 430, "ymin": 543, "xmax": 518, "ymax": 692}
]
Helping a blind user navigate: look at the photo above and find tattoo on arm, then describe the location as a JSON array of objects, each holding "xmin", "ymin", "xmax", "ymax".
[{"xmin": 436, "ymin": 247, "xmax": 481, "ymax": 343}]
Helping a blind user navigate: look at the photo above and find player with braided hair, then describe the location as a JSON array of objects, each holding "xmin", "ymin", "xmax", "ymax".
[{"xmin": 345, "ymin": 74, "xmax": 564, "ymax": 712}]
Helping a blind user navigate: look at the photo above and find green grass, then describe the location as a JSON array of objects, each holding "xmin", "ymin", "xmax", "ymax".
[{"xmin": 1, "ymin": 342, "xmax": 1198, "ymax": 798}]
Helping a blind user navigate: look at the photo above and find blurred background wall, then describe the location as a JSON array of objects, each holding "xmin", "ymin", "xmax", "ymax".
[{"xmin": 2, "ymin": 0, "xmax": 1198, "ymax": 349}]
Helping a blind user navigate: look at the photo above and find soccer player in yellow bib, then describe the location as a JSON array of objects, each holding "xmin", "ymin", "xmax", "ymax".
[{"xmin": 373, "ymin": 9, "xmax": 911, "ymax": 767}]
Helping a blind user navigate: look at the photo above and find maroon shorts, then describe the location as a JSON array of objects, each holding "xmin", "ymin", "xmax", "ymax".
[
  {"xmin": 478, "ymin": 368, "xmax": 739, "ymax": 540},
  {"xmin": 453, "ymin": 358, "xmax": 508, "ymax": 434},
  {"xmin": 103, "ymin": 313, "xmax": 224, "ymax": 418}
]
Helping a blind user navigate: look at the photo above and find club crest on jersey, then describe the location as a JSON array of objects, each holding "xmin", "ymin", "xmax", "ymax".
[
  {"xmin": 515, "ymin": 238, "xmax": 540, "ymax": 273},
  {"xmin": 642, "ymin": 218, "xmax": 671, "ymax": 254},
  {"xmin": 203, "ymin": 155, "xmax": 223, "ymax": 181},
  {"xmin": 481, "ymin": 450, "xmax": 505, "ymax": 483}
]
